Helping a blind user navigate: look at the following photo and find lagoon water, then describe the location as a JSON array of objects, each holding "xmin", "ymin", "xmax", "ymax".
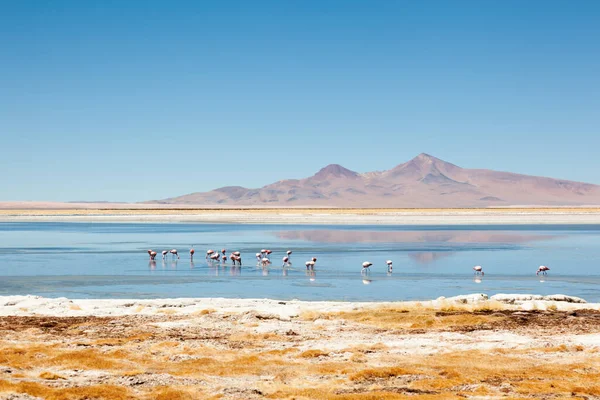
[{"xmin": 1, "ymin": 222, "xmax": 600, "ymax": 301}]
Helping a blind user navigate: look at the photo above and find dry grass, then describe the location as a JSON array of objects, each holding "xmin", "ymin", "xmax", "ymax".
[
  {"xmin": 308, "ymin": 302, "xmax": 507, "ymax": 331},
  {"xmin": 349, "ymin": 366, "xmax": 415, "ymax": 382},
  {"xmin": 39, "ymin": 372, "xmax": 65, "ymax": 380},
  {"xmin": 0, "ymin": 380, "xmax": 134, "ymax": 400},
  {"xmin": 299, "ymin": 349, "xmax": 329, "ymax": 358},
  {"xmin": 1, "ymin": 310, "xmax": 600, "ymax": 399}
]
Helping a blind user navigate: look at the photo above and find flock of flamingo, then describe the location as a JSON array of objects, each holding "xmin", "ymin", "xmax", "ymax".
[
  {"xmin": 147, "ymin": 247, "xmax": 317, "ymax": 269},
  {"xmin": 470, "ymin": 265, "xmax": 550, "ymax": 276},
  {"xmin": 147, "ymin": 247, "xmax": 551, "ymax": 276}
]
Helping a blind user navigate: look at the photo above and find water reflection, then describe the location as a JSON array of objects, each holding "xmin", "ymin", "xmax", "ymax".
[
  {"xmin": 277, "ymin": 230, "xmax": 557, "ymax": 244},
  {"xmin": 408, "ymin": 252, "xmax": 453, "ymax": 264}
]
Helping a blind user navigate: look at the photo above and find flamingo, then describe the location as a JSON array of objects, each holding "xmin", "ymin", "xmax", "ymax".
[
  {"xmin": 473, "ymin": 265, "xmax": 484, "ymax": 276},
  {"xmin": 537, "ymin": 265, "xmax": 550, "ymax": 275},
  {"xmin": 305, "ymin": 260, "xmax": 315, "ymax": 270},
  {"xmin": 147, "ymin": 250, "xmax": 154, "ymax": 260},
  {"xmin": 233, "ymin": 251, "xmax": 241, "ymax": 257},
  {"xmin": 282, "ymin": 256, "xmax": 290, "ymax": 267},
  {"xmin": 233, "ymin": 255, "xmax": 242, "ymax": 266},
  {"xmin": 362, "ymin": 261, "xmax": 372, "ymax": 273},
  {"xmin": 170, "ymin": 249, "xmax": 179, "ymax": 259},
  {"xmin": 256, "ymin": 253, "xmax": 262, "ymax": 262},
  {"xmin": 162, "ymin": 250, "xmax": 168, "ymax": 260},
  {"xmin": 150, "ymin": 251, "xmax": 157, "ymax": 261},
  {"xmin": 190, "ymin": 246, "xmax": 195, "ymax": 260},
  {"xmin": 206, "ymin": 249, "xmax": 214, "ymax": 260},
  {"xmin": 210, "ymin": 253, "xmax": 220, "ymax": 262},
  {"xmin": 221, "ymin": 249, "xmax": 227, "ymax": 258},
  {"xmin": 386, "ymin": 260, "xmax": 393, "ymax": 272},
  {"xmin": 261, "ymin": 257, "xmax": 271, "ymax": 267}
]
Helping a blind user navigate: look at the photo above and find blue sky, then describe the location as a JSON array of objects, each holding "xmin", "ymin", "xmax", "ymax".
[{"xmin": 1, "ymin": 1, "xmax": 599, "ymax": 202}]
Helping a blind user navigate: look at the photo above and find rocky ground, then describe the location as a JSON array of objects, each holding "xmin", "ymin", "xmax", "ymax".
[{"xmin": 0, "ymin": 295, "xmax": 599, "ymax": 399}]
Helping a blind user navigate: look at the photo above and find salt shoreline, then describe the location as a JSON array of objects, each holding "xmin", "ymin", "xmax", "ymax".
[
  {"xmin": 3, "ymin": 208, "xmax": 600, "ymax": 224},
  {"xmin": 3, "ymin": 214, "xmax": 600, "ymax": 225},
  {"xmin": 0, "ymin": 293, "xmax": 594, "ymax": 318}
]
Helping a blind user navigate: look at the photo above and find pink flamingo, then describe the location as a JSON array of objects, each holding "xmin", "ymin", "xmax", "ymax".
[
  {"xmin": 162, "ymin": 250, "xmax": 168, "ymax": 260},
  {"xmin": 537, "ymin": 265, "xmax": 550, "ymax": 275},
  {"xmin": 362, "ymin": 261, "xmax": 372, "ymax": 273},
  {"xmin": 473, "ymin": 265, "xmax": 484, "ymax": 276},
  {"xmin": 206, "ymin": 249, "xmax": 214, "ymax": 260},
  {"xmin": 149, "ymin": 251, "xmax": 157, "ymax": 261},
  {"xmin": 170, "ymin": 249, "xmax": 179, "ymax": 259},
  {"xmin": 233, "ymin": 255, "xmax": 242, "ymax": 266},
  {"xmin": 282, "ymin": 256, "xmax": 290, "ymax": 267},
  {"xmin": 147, "ymin": 250, "xmax": 153, "ymax": 260},
  {"xmin": 386, "ymin": 260, "xmax": 393, "ymax": 272},
  {"xmin": 261, "ymin": 257, "xmax": 271, "ymax": 267},
  {"xmin": 190, "ymin": 246, "xmax": 195, "ymax": 260},
  {"xmin": 305, "ymin": 260, "xmax": 315, "ymax": 270}
]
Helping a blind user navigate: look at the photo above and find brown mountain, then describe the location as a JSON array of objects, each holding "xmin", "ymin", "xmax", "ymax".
[{"xmin": 149, "ymin": 153, "xmax": 600, "ymax": 207}]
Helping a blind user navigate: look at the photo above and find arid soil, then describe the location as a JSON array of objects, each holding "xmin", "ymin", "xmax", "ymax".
[
  {"xmin": 2, "ymin": 207, "xmax": 600, "ymax": 225},
  {"xmin": 1, "ymin": 305, "xmax": 600, "ymax": 399}
]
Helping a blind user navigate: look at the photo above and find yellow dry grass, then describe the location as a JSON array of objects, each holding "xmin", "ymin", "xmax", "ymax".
[
  {"xmin": 39, "ymin": 371, "xmax": 65, "ymax": 380},
  {"xmin": 1, "ymin": 310, "xmax": 600, "ymax": 399},
  {"xmin": 304, "ymin": 302, "xmax": 506, "ymax": 331},
  {"xmin": 0, "ymin": 380, "xmax": 134, "ymax": 400}
]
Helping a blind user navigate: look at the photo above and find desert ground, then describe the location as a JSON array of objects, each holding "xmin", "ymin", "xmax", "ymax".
[
  {"xmin": 2, "ymin": 206, "xmax": 600, "ymax": 224},
  {"xmin": 0, "ymin": 295, "xmax": 599, "ymax": 400}
]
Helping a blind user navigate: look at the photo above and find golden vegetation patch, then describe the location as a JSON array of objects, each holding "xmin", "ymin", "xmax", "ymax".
[
  {"xmin": 39, "ymin": 371, "xmax": 66, "ymax": 380},
  {"xmin": 312, "ymin": 303, "xmax": 507, "ymax": 331},
  {"xmin": 299, "ymin": 349, "xmax": 329, "ymax": 358},
  {"xmin": 0, "ymin": 380, "xmax": 134, "ymax": 400},
  {"xmin": 1, "ymin": 312, "xmax": 600, "ymax": 399},
  {"xmin": 349, "ymin": 366, "xmax": 415, "ymax": 382}
]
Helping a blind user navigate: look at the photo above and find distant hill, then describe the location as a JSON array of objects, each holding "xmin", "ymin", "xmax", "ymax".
[{"xmin": 148, "ymin": 153, "xmax": 600, "ymax": 207}]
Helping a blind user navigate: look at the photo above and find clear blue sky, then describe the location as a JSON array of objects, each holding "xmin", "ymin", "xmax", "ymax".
[{"xmin": 1, "ymin": 1, "xmax": 599, "ymax": 202}]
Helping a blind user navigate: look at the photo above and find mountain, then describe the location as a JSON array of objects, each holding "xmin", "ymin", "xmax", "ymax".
[{"xmin": 149, "ymin": 153, "xmax": 600, "ymax": 207}]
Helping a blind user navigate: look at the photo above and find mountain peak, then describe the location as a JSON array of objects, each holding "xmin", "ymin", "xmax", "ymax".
[
  {"xmin": 411, "ymin": 153, "xmax": 442, "ymax": 164},
  {"xmin": 384, "ymin": 153, "xmax": 462, "ymax": 179},
  {"xmin": 312, "ymin": 164, "xmax": 359, "ymax": 180}
]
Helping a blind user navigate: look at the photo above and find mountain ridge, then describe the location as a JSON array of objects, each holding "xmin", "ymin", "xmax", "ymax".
[{"xmin": 149, "ymin": 154, "xmax": 600, "ymax": 207}]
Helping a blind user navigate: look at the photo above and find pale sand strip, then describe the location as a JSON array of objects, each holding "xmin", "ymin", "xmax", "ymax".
[{"xmin": 2, "ymin": 209, "xmax": 600, "ymax": 224}]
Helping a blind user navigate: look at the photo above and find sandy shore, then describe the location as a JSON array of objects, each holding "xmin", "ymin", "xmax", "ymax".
[
  {"xmin": 1, "ymin": 294, "xmax": 599, "ymax": 399},
  {"xmin": 2, "ymin": 207, "xmax": 600, "ymax": 224}
]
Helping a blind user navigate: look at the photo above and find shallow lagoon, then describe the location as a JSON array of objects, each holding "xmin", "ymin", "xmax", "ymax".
[{"xmin": 1, "ymin": 222, "xmax": 600, "ymax": 301}]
